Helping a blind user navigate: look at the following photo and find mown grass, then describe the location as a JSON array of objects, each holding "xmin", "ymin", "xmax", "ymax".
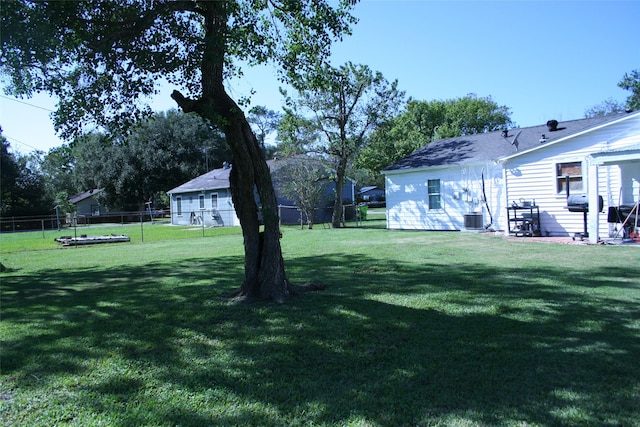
[
  {"xmin": 0, "ymin": 219, "xmax": 244, "ymax": 254},
  {"xmin": 1, "ymin": 224, "xmax": 639, "ymax": 426}
]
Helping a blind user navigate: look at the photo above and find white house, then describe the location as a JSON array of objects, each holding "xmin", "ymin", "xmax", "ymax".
[
  {"xmin": 383, "ymin": 111, "xmax": 640, "ymax": 243},
  {"xmin": 167, "ymin": 157, "xmax": 357, "ymax": 227}
]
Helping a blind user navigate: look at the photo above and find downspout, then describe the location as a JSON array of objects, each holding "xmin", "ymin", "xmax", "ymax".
[
  {"xmin": 481, "ymin": 168, "xmax": 494, "ymax": 229},
  {"xmin": 498, "ymin": 158, "xmax": 509, "ymax": 235}
]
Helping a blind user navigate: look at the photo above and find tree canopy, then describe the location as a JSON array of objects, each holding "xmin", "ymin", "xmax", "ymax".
[
  {"xmin": 585, "ymin": 69, "xmax": 640, "ymax": 118},
  {"xmin": 618, "ymin": 69, "xmax": 640, "ymax": 112},
  {"xmin": 70, "ymin": 110, "xmax": 230, "ymax": 210},
  {"xmin": 279, "ymin": 62, "xmax": 404, "ymax": 227},
  {"xmin": 357, "ymin": 94, "xmax": 513, "ymax": 174},
  {"xmin": 272, "ymin": 156, "xmax": 332, "ymax": 229},
  {"xmin": 247, "ymin": 106, "xmax": 281, "ymax": 154},
  {"xmin": 584, "ymin": 98, "xmax": 626, "ymax": 118},
  {"xmin": 1, "ymin": 0, "xmax": 359, "ymax": 302},
  {"xmin": 0, "ymin": 132, "xmax": 53, "ymax": 217}
]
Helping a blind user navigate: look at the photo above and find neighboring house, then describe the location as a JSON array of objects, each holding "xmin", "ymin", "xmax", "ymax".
[
  {"xmin": 268, "ymin": 157, "xmax": 356, "ymax": 225},
  {"xmin": 167, "ymin": 164, "xmax": 240, "ymax": 227},
  {"xmin": 70, "ymin": 189, "xmax": 105, "ymax": 216},
  {"xmin": 383, "ymin": 111, "xmax": 640, "ymax": 242},
  {"xmin": 357, "ymin": 186, "xmax": 385, "ymax": 207},
  {"xmin": 167, "ymin": 158, "xmax": 356, "ymax": 227}
]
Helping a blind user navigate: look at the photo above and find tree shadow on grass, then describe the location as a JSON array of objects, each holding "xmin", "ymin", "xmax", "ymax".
[{"xmin": 1, "ymin": 253, "xmax": 639, "ymax": 426}]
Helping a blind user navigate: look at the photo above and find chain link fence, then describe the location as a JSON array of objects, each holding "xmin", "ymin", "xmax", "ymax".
[
  {"xmin": 0, "ymin": 210, "xmax": 168, "ymax": 233},
  {"xmin": 1, "ymin": 203, "xmax": 370, "ymax": 235}
]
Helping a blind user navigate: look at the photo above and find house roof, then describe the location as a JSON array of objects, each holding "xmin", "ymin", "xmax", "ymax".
[
  {"xmin": 167, "ymin": 166, "xmax": 231, "ymax": 194},
  {"xmin": 383, "ymin": 112, "xmax": 636, "ymax": 173},
  {"xmin": 167, "ymin": 157, "xmax": 329, "ymax": 195},
  {"xmin": 69, "ymin": 189, "xmax": 103, "ymax": 204},
  {"xmin": 358, "ymin": 186, "xmax": 380, "ymax": 194}
]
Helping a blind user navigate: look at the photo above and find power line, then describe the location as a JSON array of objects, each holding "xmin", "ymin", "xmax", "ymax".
[
  {"xmin": 0, "ymin": 94, "xmax": 55, "ymax": 112},
  {"xmin": 3, "ymin": 134, "xmax": 42, "ymax": 152}
]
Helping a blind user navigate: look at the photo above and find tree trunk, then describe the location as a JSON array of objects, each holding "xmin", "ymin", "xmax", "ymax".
[
  {"xmin": 226, "ymin": 110, "xmax": 289, "ymax": 302},
  {"xmin": 331, "ymin": 157, "xmax": 348, "ymax": 228},
  {"xmin": 170, "ymin": 1, "xmax": 298, "ymax": 302}
]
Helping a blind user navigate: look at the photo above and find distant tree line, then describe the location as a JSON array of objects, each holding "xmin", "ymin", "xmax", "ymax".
[
  {"xmin": 585, "ymin": 69, "xmax": 640, "ymax": 118},
  {"xmin": 4, "ymin": 68, "xmax": 638, "ymax": 219},
  {"xmin": 1, "ymin": 111, "xmax": 231, "ymax": 217}
]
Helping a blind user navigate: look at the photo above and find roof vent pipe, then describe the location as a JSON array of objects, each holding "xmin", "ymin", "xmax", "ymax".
[
  {"xmin": 547, "ymin": 120, "xmax": 559, "ymax": 131},
  {"xmin": 501, "ymin": 129, "xmax": 509, "ymax": 138}
]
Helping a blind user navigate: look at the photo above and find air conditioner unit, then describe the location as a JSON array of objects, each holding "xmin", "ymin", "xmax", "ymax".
[{"xmin": 464, "ymin": 212, "xmax": 483, "ymax": 230}]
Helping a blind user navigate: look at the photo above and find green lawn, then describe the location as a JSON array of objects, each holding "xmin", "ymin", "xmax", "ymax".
[{"xmin": 1, "ymin": 224, "xmax": 639, "ymax": 426}]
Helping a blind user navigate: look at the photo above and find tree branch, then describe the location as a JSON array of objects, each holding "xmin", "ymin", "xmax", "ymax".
[
  {"xmin": 87, "ymin": 2, "xmax": 201, "ymax": 52},
  {"xmin": 171, "ymin": 90, "xmax": 201, "ymax": 114}
]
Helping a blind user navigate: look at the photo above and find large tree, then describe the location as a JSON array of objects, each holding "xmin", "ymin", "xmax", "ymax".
[
  {"xmin": 247, "ymin": 105, "xmax": 281, "ymax": 157},
  {"xmin": 72, "ymin": 110, "xmax": 231, "ymax": 210},
  {"xmin": 357, "ymin": 95, "xmax": 513, "ymax": 174},
  {"xmin": 272, "ymin": 156, "xmax": 332, "ymax": 229},
  {"xmin": 0, "ymin": 133, "xmax": 21, "ymax": 217},
  {"xmin": 585, "ymin": 69, "xmax": 640, "ymax": 118},
  {"xmin": 279, "ymin": 62, "xmax": 404, "ymax": 227},
  {"xmin": 1, "ymin": 0, "xmax": 357, "ymax": 302},
  {"xmin": 618, "ymin": 69, "xmax": 640, "ymax": 112},
  {"xmin": 584, "ymin": 98, "xmax": 626, "ymax": 118},
  {"xmin": 0, "ymin": 135, "xmax": 53, "ymax": 217}
]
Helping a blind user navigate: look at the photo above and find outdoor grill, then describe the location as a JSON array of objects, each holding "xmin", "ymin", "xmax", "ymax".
[
  {"xmin": 608, "ymin": 204, "xmax": 639, "ymax": 239},
  {"xmin": 565, "ymin": 192, "xmax": 603, "ymax": 240},
  {"xmin": 566, "ymin": 194, "xmax": 590, "ymax": 213}
]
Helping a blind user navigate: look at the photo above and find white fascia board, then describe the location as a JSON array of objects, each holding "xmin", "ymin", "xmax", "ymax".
[
  {"xmin": 588, "ymin": 146, "xmax": 640, "ymax": 165},
  {"xmin": 383, "ymin": 161, "xmax": 496, "ymax": 176},
  {"xmin": 168, "ymin": 185, "xmax": 228, "ymax": 195},
  {"xmin": 382, "ymin": 163, "xmax": 464, "ymax": 176}
]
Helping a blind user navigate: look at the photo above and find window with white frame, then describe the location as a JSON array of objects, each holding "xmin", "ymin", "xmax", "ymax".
[
  {"xmin": 176, "ymin": 196, "xmax": 182, "ymax": 216},
  {"xmin": 427, "ymin": 179, "xmax": 442, "ymax": 209},
  {"xmin": 211, "ymin": 193, "xmax": 218, "ymax": 210},
  {"xmin": 556, "ymin": 162, "xmax": 583, "ymax": 194},
  {"xmin": 199, "ymin": 194, "xmax": 205, "ymax": 209}
]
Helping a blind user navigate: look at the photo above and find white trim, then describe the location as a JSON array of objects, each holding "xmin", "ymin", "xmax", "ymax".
[{"xmin": 588, "ymin": 146, "xmax": 640, "ymax": 165}]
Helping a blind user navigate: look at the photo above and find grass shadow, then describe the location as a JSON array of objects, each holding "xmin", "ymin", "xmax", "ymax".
[{"xmin": 1, "ymin": 251, "xmax": 639, "ymax": 426}]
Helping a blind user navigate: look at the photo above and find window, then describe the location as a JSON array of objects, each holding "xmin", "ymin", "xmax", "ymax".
[
  {"xmin": 211, "ymin": 193, "xmax": 218, "ymax": 210},
  {"xmin": 176, "ymin": 196, "xmax": 182, "ymax": 216},
  {"xmin": 427, "ymin": 179, "xmax": 442, "ymax": 209},
  {"xmin": 199, "ymin": 194, "xmax": 205, "ymax": 209},
  {"xmin": 556, "ymin": 162, "xmax": 583, "ymax": 194}
]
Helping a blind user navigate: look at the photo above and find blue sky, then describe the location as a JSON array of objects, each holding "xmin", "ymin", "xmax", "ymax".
[{"xmin": 2, "ymin": 0, "xmax": 639, "ymax": 153}]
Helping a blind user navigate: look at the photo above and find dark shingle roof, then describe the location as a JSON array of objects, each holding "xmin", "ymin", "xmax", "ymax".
[
  {"xmin": 383, "ymin": 112, "xmax": 632, "ymax": 172},
  {"xmin": 167, "ymin": 166, "xmax": 232, "ymax": 194},
  {"xmin": 69, "ymin": 189, "xmax": 103, "ymax": 204}
]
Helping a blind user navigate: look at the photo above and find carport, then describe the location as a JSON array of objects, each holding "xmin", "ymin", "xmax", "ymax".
[{"xmin": 587, "ymin": 144, "xmax": 640, "ymax": 243}]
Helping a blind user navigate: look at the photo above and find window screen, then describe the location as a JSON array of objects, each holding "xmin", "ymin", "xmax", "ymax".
[
  {"xmin": 428, "ymin": 179, "xmax": 442, "ymax": 210},
  {"xmin": 556, "ymin": 162, "xmax": 583, "ymax": 193}
]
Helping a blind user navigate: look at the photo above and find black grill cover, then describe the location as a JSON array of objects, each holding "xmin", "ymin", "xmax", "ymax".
[{"xmin": 566, "ymin": 195, "xmax": 604, "ymax": 212}]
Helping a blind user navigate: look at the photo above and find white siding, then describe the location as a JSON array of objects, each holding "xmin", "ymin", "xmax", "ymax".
[
  {"xmin": 386, "ymin": 162, "xmax": 506, "ymax": 231},
  {"xmin": 384, "ymin": 113, "xmax": 640, "ymax": 237},
  {"xmin": 503, "ymin": 115, "xmax": 640, "ymax": 238},
  {"xmin": 170, "ymin": 189, "xmax": 239, "ymax": 227}
]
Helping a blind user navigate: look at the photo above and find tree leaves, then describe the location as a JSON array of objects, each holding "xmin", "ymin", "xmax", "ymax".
[
  {"xmin": 1, "ymin": 0, "xmax": 358, "ymax": 140},
  {"xmin": 357, "ymin": 95, "xmax": 514, "ymax": 174}
]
